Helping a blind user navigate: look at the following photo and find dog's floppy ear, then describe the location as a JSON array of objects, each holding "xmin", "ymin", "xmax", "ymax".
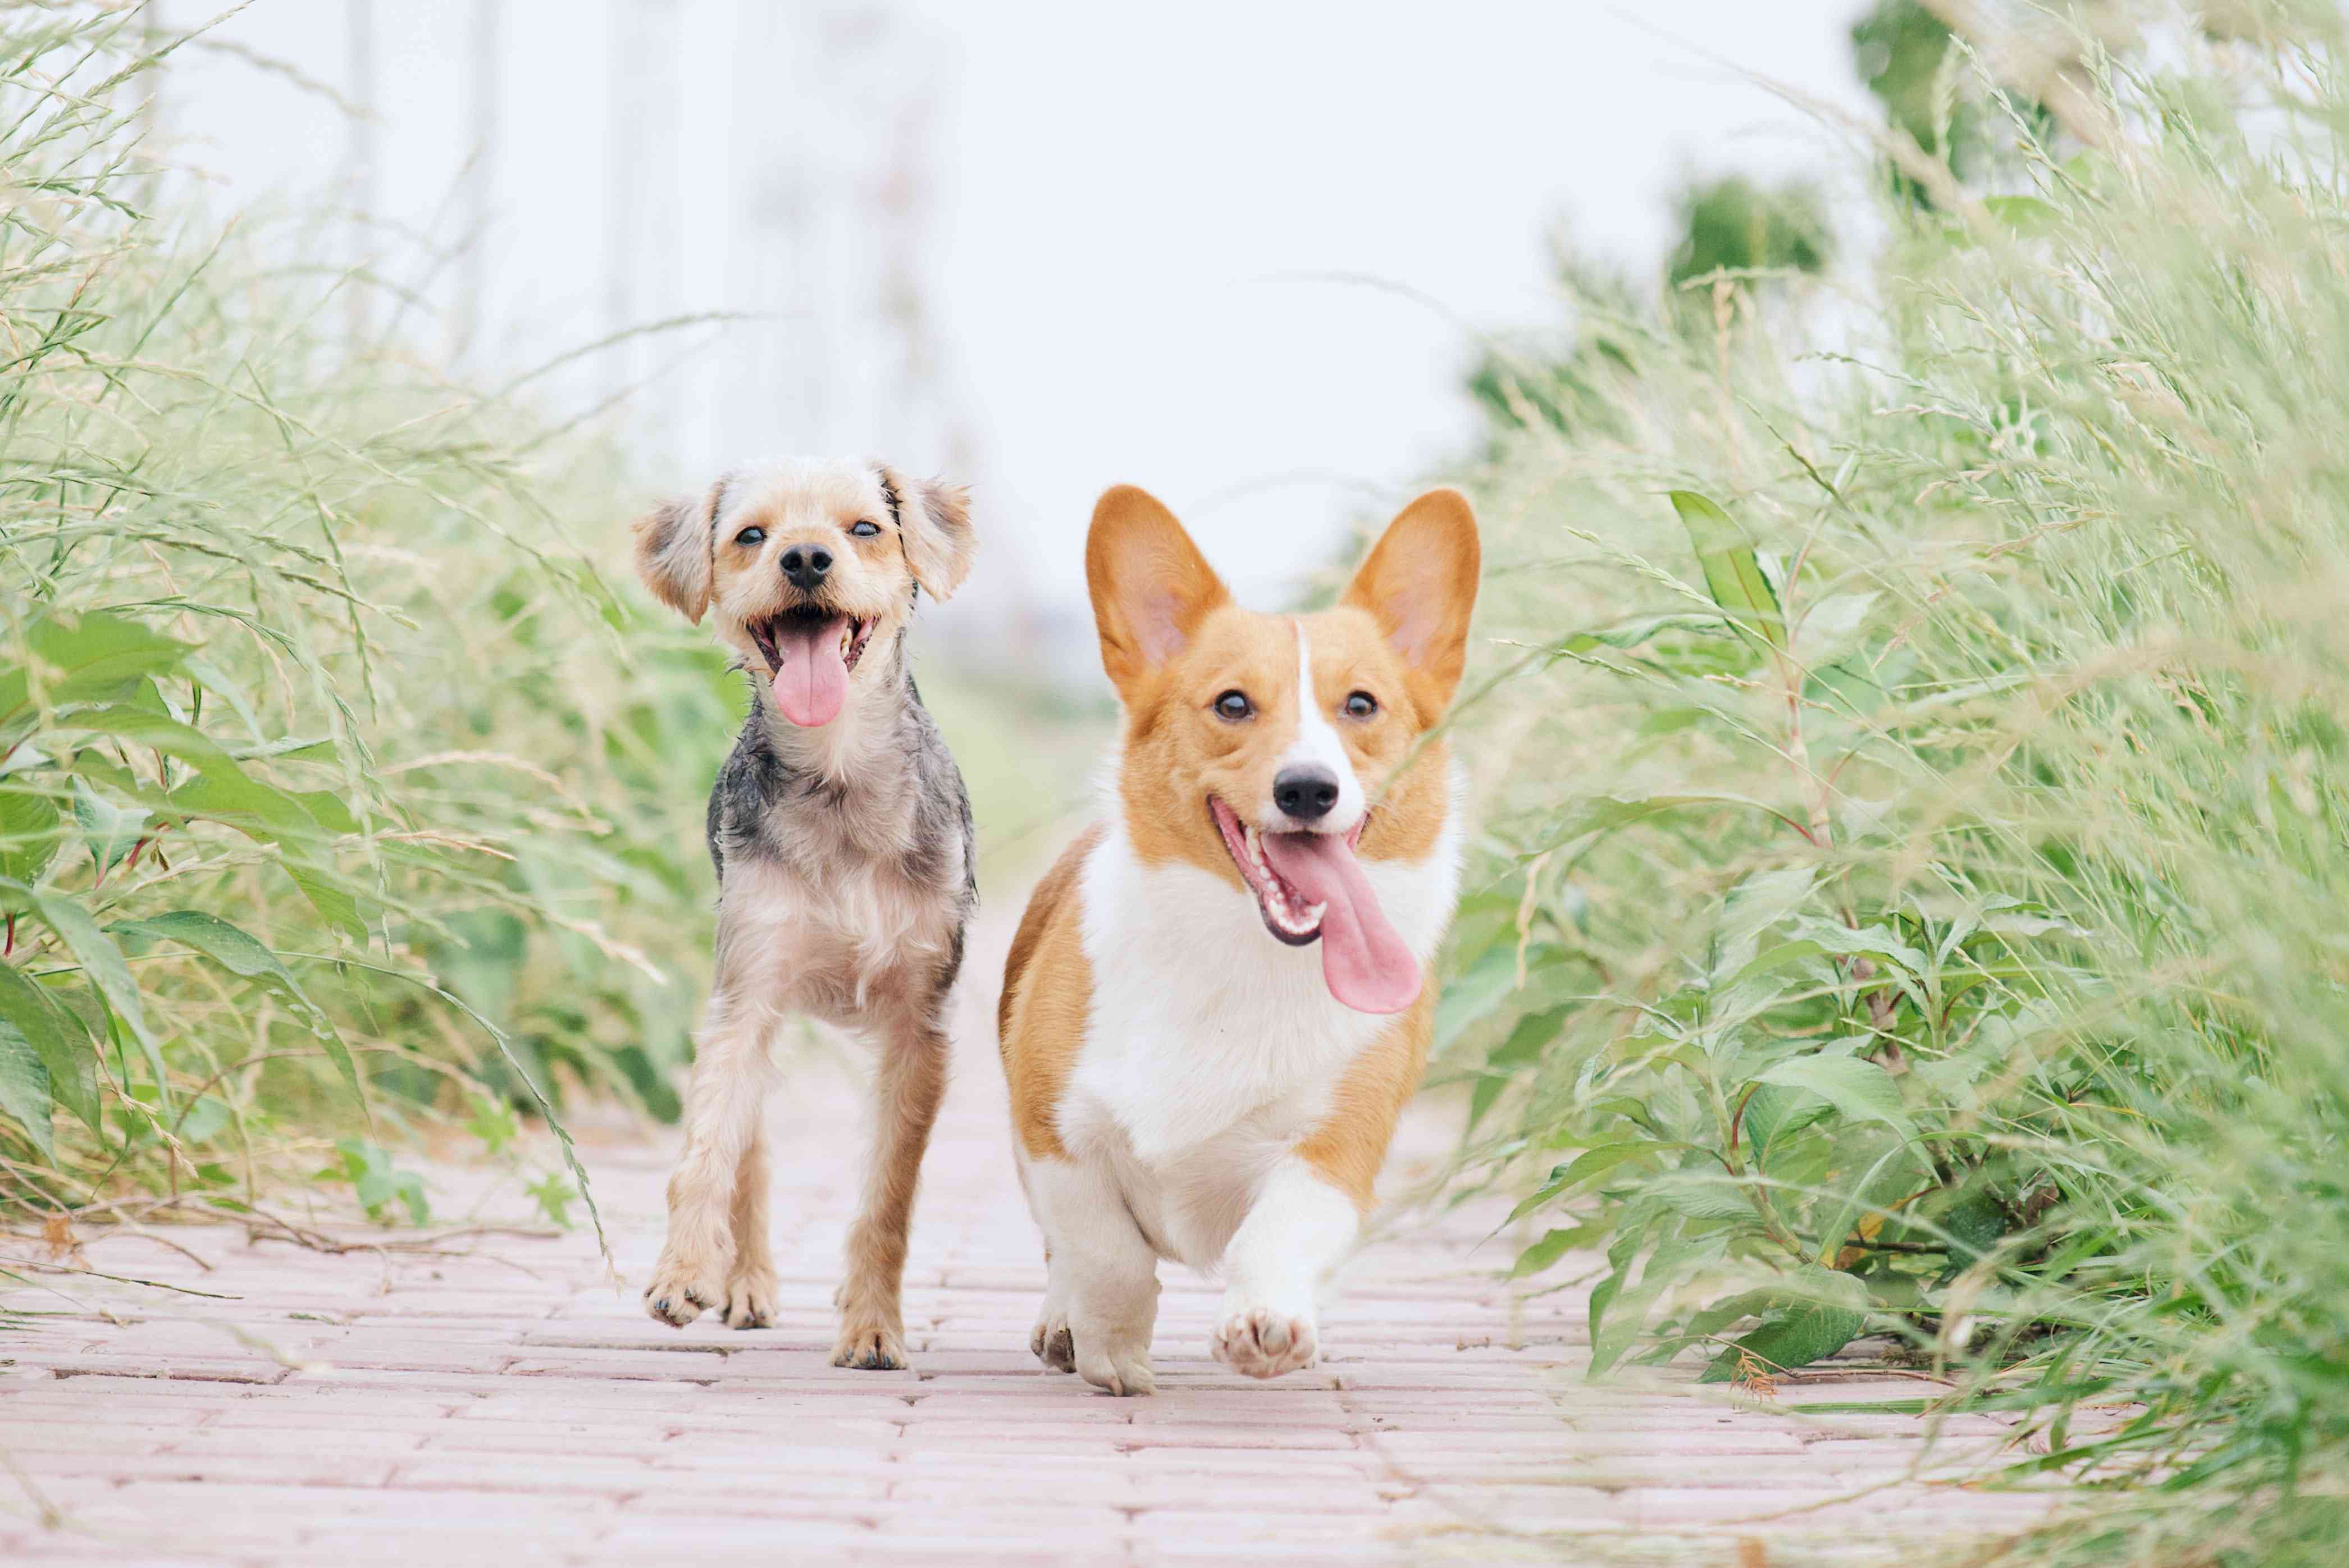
[
  {"xmin": 633, "ymin": 478, "xmax": 726, "ymax": 624},
  {"xmin": 879, "ymin": 466, "xmax": 974, "ymax": 602},
  {"xmin": 1340, "ymin": 487, "xmax": 1481, "ymax": 712},
  {"xmin": 1087, "ymin": 484, "xmax": 1230, "ymax": 698}
]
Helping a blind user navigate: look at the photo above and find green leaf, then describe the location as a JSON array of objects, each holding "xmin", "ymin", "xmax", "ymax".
[
  {"xmin": 0, "ymin": 611, "xmax": 190, "ymax": 719},
  {"xmin": 1701, "ymin": 1268, "xmax": 1871, "ymax": 1381},
  {"xmin": 111, "ymin": 910, "xmax": 361, "ymax": 1100},
  {"xmin": 1713, "ymin": 865, "xmax": 1818, "ymax": 981},
  {"xmin": 0, "ymin": 1018, "xmax": 55, "ymax": 1160},
  {"xmin": 1644, "ymin": 1169, "xmax": 1764, "ymax": 1221},
  {"xmin": 1792, "ymin": 592, "xmax": 1877, "ymax": 667},
  {"xmin": 1434, "ymin": 945, "xmax": 1521, "ymax": 1052},
  {"xmin": 1552, "ymin": 613, "xmax": 1735, "ymax": 655},
  {"xmin": 61, "ymin": 706, "xmax": 322, "ymax": 838},
  {"xmin": 0, "ymin": 877, "xmax": 165, "ymax": 1102},
  {"xmin": 0, "ymin": 786, "xmax": 62, "ymax": 884},
  {"xmin": 1508, "ymin": 1141, "xmax": 1657, "ymax": 1220},
  {"xmin": 1755, "ymin": 1053, "xmax": 1916, "ymax": 1144},
  {"xmin": 1670, "ymin": 491, "xmax": 1784, "ymax": 649},
  {"xmin": 1591, "ymin": 1233, "xmax": 1721, "ymax": 1375},
  {"xmin": 1983, "ymin": 194, "xmax": 2060, "ymax": 235},
  {"xmin": 0, "ymin": 962, "xmax": 95, "ymax": 1131},
  {"xmin": 1741, "ymin": 1082, "xmax": 1833, "ymax": 1159},
  {"xmin": 1471, "ymin": 1007, "xmax": 1563, "ymax": 1128},
  {"xmin": 1509, "ymin": 1224, "xmax": 1599, "ymax": 1279},
  {"xmin": 71, "ymin": 777, "xmax": 148, "ymax": 874}
]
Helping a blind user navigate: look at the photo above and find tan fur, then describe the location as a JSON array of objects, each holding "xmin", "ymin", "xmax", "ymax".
[
  {"xmin": 997, "ymin": 825, "xmax": 1103, "ymax": 1162},
  {"xmin": 633, "ymin": 456, "xmax": 974, "ymax": 1370},
  {"xmin": 1297, "ymin": 986, "xmax": 1437, "ymax": 1211}
]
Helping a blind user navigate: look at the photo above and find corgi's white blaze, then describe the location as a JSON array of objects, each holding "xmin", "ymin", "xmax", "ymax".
[
  {"xmin": 1058, "ymin": 769, "xmax": 1463, "ymax": 1279},
  {"xmin": 1267, "ymin": 623, "xmax": 1367, "ymax": 832}
]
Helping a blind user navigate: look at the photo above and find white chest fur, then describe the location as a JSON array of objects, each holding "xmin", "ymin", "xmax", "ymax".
[{"xmin": 1064, "ymin": 792, "xmax": 1462, "ymax": 1185}]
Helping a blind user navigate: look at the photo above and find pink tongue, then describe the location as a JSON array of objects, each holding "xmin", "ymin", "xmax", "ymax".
[
  {"xmin": 1260, "ymin": 831, "xmax": 1421, "ymax": 1014},
  {"xmin": 769, "ymin": 618, "xmax": 850, "ymax": 727}
]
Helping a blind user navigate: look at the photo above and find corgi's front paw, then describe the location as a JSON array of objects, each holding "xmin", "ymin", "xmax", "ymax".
[
  {"xmin": 643, "ymin": 1251, "xmax": 728, "ymax": 1329},
  {"xmin": 1212, "ymin": 1305, "xmax": 1319, "ymax": 1379},
  {"xmin": 1030, "ymin": 1306, "xmax": 1075, "ymax": 1372},
  {"xmin": 1074, "ymin": 1329, "xmax": 1155, "ymax": 1397}
]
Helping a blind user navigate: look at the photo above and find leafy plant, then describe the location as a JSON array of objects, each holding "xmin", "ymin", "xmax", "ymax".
[
  {"xmin": 0, "ymin": 11, "xmax": 736, "ymax": 1235},
  {"xmin": 1446, "ymin": 7, "xmax": 2349, "ymax": 1562}
]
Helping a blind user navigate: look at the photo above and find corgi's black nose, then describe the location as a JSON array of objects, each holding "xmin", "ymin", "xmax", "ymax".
[
  {"xmin": 781, "ymin": 545, "xmax": 832, "ymax": 591},
  {"xmin": 1274, "ymin": 766, "xmax": 1340, "ymax": 822}
]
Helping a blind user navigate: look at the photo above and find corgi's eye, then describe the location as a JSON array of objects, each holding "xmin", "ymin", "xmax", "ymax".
[
  {"xmin": 734, "ymin": 526, "xmax": 767, "ymax": 546},
  {"xmin": 1213, "ymin": 690, "xmax": 1253, "ymax": 721},
  {"xmin": 1344, "ymin": 691, "xmax": 1378, "ymax": 719},
  {"xmin": 851, "ymin": 520, "xmax": 882, "ymax": 538}
]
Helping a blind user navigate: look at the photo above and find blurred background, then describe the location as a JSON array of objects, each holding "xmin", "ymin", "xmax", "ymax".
[{"xmin": 156, "ymin": 0, "xmax": 1877, "ymax": 672}]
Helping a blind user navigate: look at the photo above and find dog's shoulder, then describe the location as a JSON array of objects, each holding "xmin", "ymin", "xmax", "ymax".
[{"xmin": 998, "ymin": 822, "xmax": 1103, "ymax": 1159}]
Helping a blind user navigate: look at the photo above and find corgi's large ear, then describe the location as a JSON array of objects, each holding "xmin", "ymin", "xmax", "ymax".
[
  {"xmin": 632, "ymin": 477, "xmax": 728, "ymax": 624},
  {"xmin": 880, "ymin": 465, "xmax": 974, "ymax": 601},
  {"xmin": 1086, "ymin": 484, "xmax": 1230, "ymax": 698},
  {"xmin": 1340, "ymin": 487, "xmax": 1481, "ymax": 712}
]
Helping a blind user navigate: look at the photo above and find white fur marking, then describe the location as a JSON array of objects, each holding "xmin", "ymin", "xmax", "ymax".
[{"xmin": 1271, "ymin": 623, "xmax": 1366, "ymax": 831}]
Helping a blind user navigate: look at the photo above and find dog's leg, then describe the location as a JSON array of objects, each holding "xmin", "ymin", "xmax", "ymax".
[
  {"xmin": 1014, "ymin": 1156, "xmax": 1074, "ymax": 1371},
  {"xmin": 830, "ymin": 1005, "xmax": 947, "ymax": 1370},
  {"xmin": 1211, "ymin": 1155, "xmax": 1356, "ymax": 1379},
  {"xmin": 645, "ymin": 986, "xmax": 774, "ymax": 1328},
  {"xmin": 719, "ymin": 1113, "xmax": 779, "ymax": 1329},
  {"xmin": 1023, "ymin": 1155, "xmax": 1160, "ymax": 1396}
]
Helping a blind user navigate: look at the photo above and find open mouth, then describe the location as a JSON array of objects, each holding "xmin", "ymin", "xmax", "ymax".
[
  {"xmin": 1210, "ymin": 797, "xmax": 1357, "ymax": 946},
  {"xmin": 747, "ymin": 605, "xmax": 875, "ymax": 728},
  {"xmin": 1208, "ymin": 796, "xmax": 1421, "ymax": 1015}
]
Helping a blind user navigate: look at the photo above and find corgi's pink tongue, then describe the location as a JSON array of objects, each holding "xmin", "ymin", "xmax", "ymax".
[
  {"xmin": 1260, "ymin": 830, "xmax": 1421, "ymax": 1014},
  {"xmin": 769, "ymin": 618, "xmax": 849, "ymax": 727}
]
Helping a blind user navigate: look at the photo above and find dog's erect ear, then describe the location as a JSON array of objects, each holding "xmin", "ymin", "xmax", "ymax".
[
  {"xmin": 1087, "ymin": 484, "xmax": 1230, "ymax": 698},
  {"xmin": 880, "ymin": 466, "xmax": 974, "ymax": 602},
  {"xmin": 1340, "ymin": 487, "xmax": 1481, "ymax": 712},
  {"xmin": 633, "ymin": 479, "xmax": 726, "ymax": 624}
]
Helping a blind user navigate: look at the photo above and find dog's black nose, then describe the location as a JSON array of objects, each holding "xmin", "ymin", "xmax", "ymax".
[
  {"xmin": 781, "ymin": 545, "xmax": 832, "ymax": 592},
  {"xmin": 1273, "ymin": 766, "xmax": 1340, "ymax": 822}
]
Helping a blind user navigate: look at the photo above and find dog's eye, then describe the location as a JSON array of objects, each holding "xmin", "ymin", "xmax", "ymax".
[
  {"xmin": 850, "ymin": 520, "xmax": 882, "ymax": 538},
  {"xmin": 1344, "ymin": 691, "xmax": 1378, "ymax": 719},
  {"xmin": 734, "ymin": 526, "xmax": 767, "ymax": 546},
  {"xmin": 1213, "ymin": 690, "xmax": 1253, "ymax": 721}
]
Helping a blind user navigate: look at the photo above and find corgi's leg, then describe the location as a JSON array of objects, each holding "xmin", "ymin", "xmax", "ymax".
[
  {"xmin": 1212, "ymin": 1156, "xmax": 1358, "ymax": 1379},
  {"xmin": 646, "ymin": 985, "xmax": 775, "ymax": 1327},
  {"xmin": 1024, "ymin": 1154, "xmax": 1160, "ymax": 1396},
  {"xmin": 831, "ymin": 1002, "xmax": 948, "ymax": 1371}
]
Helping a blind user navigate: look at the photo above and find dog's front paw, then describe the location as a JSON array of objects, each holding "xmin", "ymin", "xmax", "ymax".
[
  {"xmin": 1212, "ymin": 1305, "xmax": 1319, "ymax": 1380},
  {"xmin": 642, "ymin": 1252, "xmax": 728, "ymax": 1329},
  {"xmin": 1029, "ymin": 1305, "xmax": 1075, "ymax": 1373},
  {"xmin": 1073, "ymin": 1328, "xmax": 1154, "ymax": 1397},
  {"xmin": 831, "ymin": 1315, "xmax": 909, "ymax": 1370},
  {"xmin": 722, "ymin": 1267, "xmax": 780, "ymax": 1330}
]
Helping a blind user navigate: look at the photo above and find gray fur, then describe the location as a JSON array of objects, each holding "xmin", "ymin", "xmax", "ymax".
[{"xmin": 704, "ymin": 627, "xmax": 976, "ymax": 1011}]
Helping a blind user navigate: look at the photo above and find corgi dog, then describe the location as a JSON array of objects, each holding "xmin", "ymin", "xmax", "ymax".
[{"xmin": 996, "ymin": 484, "xmax": 1479, "ymax": 1395}]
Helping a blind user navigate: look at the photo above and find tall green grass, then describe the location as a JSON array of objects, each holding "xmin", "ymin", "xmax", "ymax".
[
  {"xmin": 0, "ymin": 10, "xmax": 735, "ymax": 1233},
  {"xmin": 1447, "ymin": 10, "xmax": 2349, "ymax": 1561}
]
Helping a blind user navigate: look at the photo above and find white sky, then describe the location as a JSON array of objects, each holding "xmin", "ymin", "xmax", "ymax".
[{"xmin": 158, "ymin": 1, "xmax": 1878, "ymax": 645}]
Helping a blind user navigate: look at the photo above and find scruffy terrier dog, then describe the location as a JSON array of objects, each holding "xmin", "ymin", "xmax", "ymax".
[{"xmin": 633, "ymin": 456, "xmax": 975, "ymax": 1370}]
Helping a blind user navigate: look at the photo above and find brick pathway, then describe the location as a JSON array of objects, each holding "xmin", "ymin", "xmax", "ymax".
[{"xmin": 1, "ymin": 910, "xmax": 2076, "ymax": 1565}]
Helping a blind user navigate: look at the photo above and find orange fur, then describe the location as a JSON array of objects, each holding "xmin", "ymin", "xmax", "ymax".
[{"xmin": 998, "ymin": 825, "xmax": 1102, "ymax": 1162}]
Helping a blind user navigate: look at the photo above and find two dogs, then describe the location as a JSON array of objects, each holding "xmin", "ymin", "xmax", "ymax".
[{"xmin": 635, "ymin": 460, "xmax": 1478, "ymax": 1389}]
